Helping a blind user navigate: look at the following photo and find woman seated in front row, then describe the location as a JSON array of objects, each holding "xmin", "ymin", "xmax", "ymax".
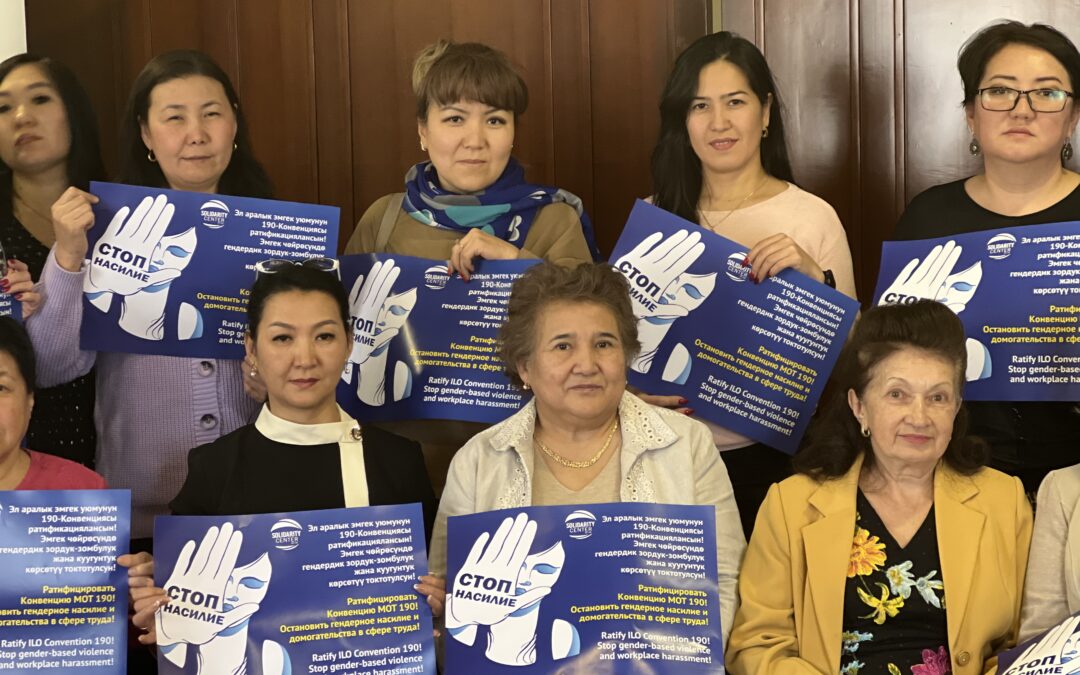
[
  {"xmin": 119, "ymin": 263, "xmax": 436, "ymax": 643},
  {"xmin": 0, "ymin": 316, "xmax": 104, "ymax": 489},
  {"xmin": 418, "ymin": 262, "xmax": 746, "ymax": 649},
  {"xmin": 726, "ymin": 300, "xmax": 1031, "ymax": 675}
]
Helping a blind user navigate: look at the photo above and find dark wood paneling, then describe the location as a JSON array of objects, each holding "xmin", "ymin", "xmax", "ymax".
[
  {"xmin": 550, "ymin": 0, "xmax": 595, "ymax": 220},
  {"xmin": 312, "ymin": 0, "xmax": 356, "ymax": 249},
  {"xmin": 147, "ymin": 0, "xmax": 239, "ymax": 86},
  {"xmin": 234, "ymin": 0, "xmax": 317, "ymax": 203}
]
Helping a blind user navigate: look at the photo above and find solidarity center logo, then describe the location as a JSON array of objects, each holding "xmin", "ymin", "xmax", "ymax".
[
  {"xmin": 200, "ymin": 199, "xmax": 229, "ymax": 229},
  {"xmin": 986, "ymin": 232, "xmax": 1016, "ymax": 260},
  {"xmin": 423, "ymin": 264, "xmax": 451, "ymax": 290},
  {"xmin": 270, "ymin": 518, "xmax": 302, "ymax": 551},
  {"xmin": 725, "ymin": 251, "xmax": 750, "ymax": 282},
  {"xmin": 564, "ymin": 510, "xmax": 596, "ymax": 540}
]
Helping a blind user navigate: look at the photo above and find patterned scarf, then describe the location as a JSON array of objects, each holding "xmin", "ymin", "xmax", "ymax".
[{"xmin": 403, "ymin": 158, "xmax": 599, "ymax": 259}]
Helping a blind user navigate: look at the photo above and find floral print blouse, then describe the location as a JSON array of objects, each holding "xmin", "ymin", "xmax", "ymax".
[{"xmin": 841, "ymin": 491, "xmax": 949, "ymax": 675}]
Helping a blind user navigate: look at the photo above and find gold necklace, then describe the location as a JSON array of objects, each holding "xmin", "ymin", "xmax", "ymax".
[
  {"xmin": 699, "ymin": 174, "xmax": 771, "ymax": 232},
  {"xmin": 534, "ymin": 418, "xmax": 620, "ymax": 469}
]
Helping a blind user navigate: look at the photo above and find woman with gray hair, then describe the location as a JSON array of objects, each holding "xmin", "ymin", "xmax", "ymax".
[{"xmin": 417, "ymin": 261, "xmax": 746, "ymax": 650}]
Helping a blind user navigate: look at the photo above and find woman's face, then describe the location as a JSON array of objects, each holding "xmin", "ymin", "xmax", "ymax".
[
  {"xmin": 0, "ymin": 63, "xmax": 70, "ymax": 175},
  {"xmin": 140, "ymin": 75, "xmax": 238, "ymax": 194},
  {"xmin": 686, "ymin": 59, "xmax": 771, "ymax": 179},
  {"xmin": 0, "ymin": 351, "xmax": 32, "ymax": 462},
  {"xmin": 847, "ymin": 347, "xmax": 960, "ymax": 472},
  {"xmin": 968, "ymin": 43, "xmax": 1080, "ymax": 166},
  {"xmin": 418, "ymin": 99, "xmax": 514, "ymax": 194},
  {"xmin": 246, "ymin": 290, "xmax": 350, "ymax": 424},
  {"xmin": 518, "ymin": 301, "xmax": 627, "ymax": 426}
]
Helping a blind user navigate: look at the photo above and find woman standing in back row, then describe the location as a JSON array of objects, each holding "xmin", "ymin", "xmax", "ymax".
[{"xmin": 643, "ymin": 31, "xmax": 857, "ymax": 534}]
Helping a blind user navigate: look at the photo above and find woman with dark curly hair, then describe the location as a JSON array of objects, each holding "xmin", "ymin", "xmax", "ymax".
[{"xmin": 727, "ymin": 300, "xmax": 1031, "ymax": 675}]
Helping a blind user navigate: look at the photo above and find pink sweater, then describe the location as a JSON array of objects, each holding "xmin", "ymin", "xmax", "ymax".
[{"xmin": 17, "ymin": 450, "xmax": 107, "ymax": 490}]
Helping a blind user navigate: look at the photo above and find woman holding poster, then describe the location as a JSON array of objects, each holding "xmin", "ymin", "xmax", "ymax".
[
  {"xmin": 343, "ymin": 40, "xmax": 596, "ymax": 490},
  {"xmin": 120, "ymin": 264, "xmax": 436, "ymax": 652},
  {"xmin": 891, "ymin": 21, "xmax": 1080, "ymax": 495},
  {"xmin": 25, "ymin": 50, "xmax": 272, "ymax": 546},
  {"xmin": 645, "ymin": 31, "xmax": 857, "ymax": 534},
  {"xmin": 0, "ymin": 53, "xmax": 105, "ymax": 469},
  {"xmin": 421, "ymin": 262, "xmax": 746, "ymax": 649},
  {"xmin": 727, "ymin": 301, "xmax": 1031, "ymax": 675}
]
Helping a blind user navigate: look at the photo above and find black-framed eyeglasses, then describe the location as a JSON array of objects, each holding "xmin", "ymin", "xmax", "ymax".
[
  {"xmin": 254, "ymin": 257, "xmax": 340, "ymax": 280},
  {"xmin": 978, "ymin": 86, "xmax": 1074, "ymax": 113}
]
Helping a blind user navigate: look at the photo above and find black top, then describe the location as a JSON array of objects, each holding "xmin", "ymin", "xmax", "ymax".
[
  {"xmin": 0, "ymin": 214, "xmax": 96, "ymax": 467},
  {"xmin": 170, "ymin": 420, "xmax": 437, "ymax": 542},
  {"xmin": 841, "ymin": 491, "xmax": 949, "ymax": 675},
  {"xmin": 895, "ymin": 179, "xmax": 1080, "ymax": 487}
]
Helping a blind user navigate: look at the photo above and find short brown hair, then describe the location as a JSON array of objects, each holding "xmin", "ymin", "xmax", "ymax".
[
  {"xmin": 793, "ymin": 300, "xmax": 988, "ymax": 479},
  {"xmin": 500, "ymin": 263, "xmax": 641, "ymax": 389},
  {"xmin": 413, "ymin": 40, "xmax": 528, "ymax": 120}
]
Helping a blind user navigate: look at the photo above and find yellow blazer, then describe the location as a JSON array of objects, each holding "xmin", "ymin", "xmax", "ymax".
[{"xmin": 726, "ymin": 456, "xmax": 1032, "ymax": 675}]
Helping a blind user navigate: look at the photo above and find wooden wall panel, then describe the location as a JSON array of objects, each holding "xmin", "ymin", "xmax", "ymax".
[
  {"xmin": 549, "ymin": 0, "xmax": 595, "ymax": 223},
  {"xmin": 234, "ymin": 0, "xmax": 317, "ymax": 203}
]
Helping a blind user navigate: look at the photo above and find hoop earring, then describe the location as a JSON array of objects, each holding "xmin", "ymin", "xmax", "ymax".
[
  {"xmin": 761, "ymin": 127, "xmax": 769, "ymax": 139},
  {"xmin": 233, "ymin": 142, "xmax": 238, "ymax": 151},
  {"xmin": 420, "ymin": 140, "xmax": 427, "ymax": 152},
  {"xmin": 147, "ymin": 149, "xmax": 157, "ymax": 162},
  {"xmin": 861, "ymin": 426, "xmax": 871, "ymax": 438},
  {"xmin": 1064, "ymin": 139, "xmax": 1074, "ymax": 162},
  {"xmin": 522, "ymin": 382, "xmax": 530, "ymax": 391},
  {"xmin": 968, "ymin": 137, "xmax": 980, "ymax": 156}
]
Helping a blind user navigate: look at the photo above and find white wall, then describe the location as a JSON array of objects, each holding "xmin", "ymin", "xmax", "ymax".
[{"xmin": 0, "ymin": 0, "xmax": 26, "ymax": 61}]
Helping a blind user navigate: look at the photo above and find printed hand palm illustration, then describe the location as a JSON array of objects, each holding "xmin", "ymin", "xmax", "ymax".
[
  {"xmin": 614, "ymin": 230, "xmax": 715, "ymax": 373},
  {"xmin": 879, "ymin": 240, "xmax": 990, "ymax": 380},
  {"xmin": 158, "ymin": 524, "xmax": 289, "ymax": 675},
  {"xmin": 84, "ymin": 194, "xmax": 200, "ymax": 341},
  {"xmin": 342, "ymin": 259, "xmax": 418, "ymax": 406},
  {"xmin": 1003, "ymin": 615, "xmax": 1080, "ymax": 675},
  {"xmin": 448, "ymin": 514, "xmax": 576, "ymax": 666}
]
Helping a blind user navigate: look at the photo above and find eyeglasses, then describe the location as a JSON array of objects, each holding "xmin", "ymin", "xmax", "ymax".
[
  {"xmin": 254, "ymin": 257, "xmax": 340, "ymax": 279},
  {"xmin": 978, "ymin": 86, "xmax": 1074, "ymax": 113}
]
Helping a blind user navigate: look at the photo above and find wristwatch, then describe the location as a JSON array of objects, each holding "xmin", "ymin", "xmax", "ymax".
[{"xmin": 822, "ymin": 269, "xmax": 836, "ymax": 288}]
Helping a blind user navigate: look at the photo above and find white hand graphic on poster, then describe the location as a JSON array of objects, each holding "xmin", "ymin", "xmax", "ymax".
[
  {"xmin": 614, "ymin": 230, "xmax": 715, "ymax": 374},
  {"xmin": 157, "ymin": 522, "xmax": 290, "ymax": 675},
  {"xmin": 84, "ymin": 194, "xmax": 202, "ymax": 341},
  {"xmin": 878, "ymin": 240, "xmax": 991, "ymax": 380},
  {"xmin": 1002, "ymin": 615, "xmax": 1080, "ymax": 675},
  {"xmin": 342, "ymin": 259, "xmax": 418, "ymax": 406},
  {"xmin": 447, "ymin": 513, "xmax": 579, "ymax": 666}
]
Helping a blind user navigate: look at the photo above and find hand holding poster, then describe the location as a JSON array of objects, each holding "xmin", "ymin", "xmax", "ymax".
[
  {"xmin": 337, "ymin": 254, "xmax": 535, "ymax": 424},
  {"xmin": 0, "ymin": 489, "xmax": 130, "ymax": 674},
  {"xmin": 875, "ymin": 222, "xmax": 1080, "ymax": 400},
  {"xmin": 446, "ymin": 504, "xmax": 721, "ymax": 673},
  {"xmin": 609, "ymin": 200, "xmax": 859, "ymax": 453},
  {"xmin": 153, "ymin": 504, "xmax": 434, "ymax": 675},
  {"xmin": 81, "ymin": 182, "xmax": 338, "ymax": 359}
]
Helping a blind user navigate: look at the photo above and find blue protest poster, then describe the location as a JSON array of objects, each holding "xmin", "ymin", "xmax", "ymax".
[
  {"xmin": 445, "ymin": 504, "xmax": 721, "ymax": 674},
  {"xmin": 0, "ymin": 489, "xmax": 130, "ymax": 674},
  {"xmin": 995, "ymin": 612, "xmax": 1080, "ymax": 674},
  {"xmin": 875, "ymin": 223, "xmax": 1080, "ymax": 401},
  {"xmin": 80, "ymin": 182, "xmax": 338, "ymax": 359},
  {"xmin": 153, "ymin": 503, "xmax": 435, "ymax": 675},
  {"xmin": 0, "ymin": 292, "xmax": 19, "ymax": 322},
  {"xmin": 608, "ymin": 200, "xmax": 859, "ymax": 454},
  {"xmin": 336, "ymin": 254, "xmax": 536, "ymax": 424}
]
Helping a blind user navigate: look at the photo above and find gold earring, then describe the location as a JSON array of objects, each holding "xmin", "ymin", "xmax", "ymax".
[
  {"xmin": 861, "ymin": 426, "xmax": 871, "ymax": 438},
  {"xmin": 761, "ymin": 127, "xmax": 769, "ymax": 138},
  {"xmin": 420, "ymin": 140, "xmax": 427, "ymax": 152},
  {"xmin": 147, "ymin": 149, "xmax": 157, "ymax": 162},
  {"xmin": 250, "ymin": 363, "xmax": 258, "ymax": 378}
]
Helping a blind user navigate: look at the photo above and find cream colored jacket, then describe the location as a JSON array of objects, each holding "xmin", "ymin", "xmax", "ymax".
[{"xmin": 428, "ymin": 391, "xmax": 747, "ymax": 647}]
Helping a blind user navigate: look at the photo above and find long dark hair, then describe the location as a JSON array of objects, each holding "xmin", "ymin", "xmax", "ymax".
[
  {"xmin": 651, "ymin": 31, "xmax": 794, "ymax": 225},
  {"xmin": 793, "ymin": 301, "xmax": 988, "ymax": 480},
  {"xmin": 117, "ymin": 49, "xmax": 271, "ymax": 198},
  {"xmin": 0, "ymin": 54, "xmax": 105, "ymax": 223}
]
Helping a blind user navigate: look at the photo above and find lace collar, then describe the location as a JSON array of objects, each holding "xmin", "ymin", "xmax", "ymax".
[{"xmin": 254, "ymin": 404, "xmax": 362, "ymax": 446}]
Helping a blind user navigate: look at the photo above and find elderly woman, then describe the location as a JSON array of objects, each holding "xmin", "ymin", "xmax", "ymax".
[
  {"xmin": 418, "ymin": 262, "xmax": 746, "ymax": 647},
  {"xmin": 0, "ymin": 316, "xmax": 104, "ymax": 489},
  {"xmin": 726, "ymin": 300, "xmax": 1031, "ymax": 675},
  {"xmin": 1020, "ymin": 462, "xmax": 1080, "ymax": 641},
  {"xmin": 893, "ymin": 21, "xmax": 1080, "ymax": 494},
  {"xmin": 119, "ymin": 264, "xmax": 435, "ymax": 649},
  {"xmin": 27, "ymin": 50, "xmax": 273, "ymax": 546}
]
